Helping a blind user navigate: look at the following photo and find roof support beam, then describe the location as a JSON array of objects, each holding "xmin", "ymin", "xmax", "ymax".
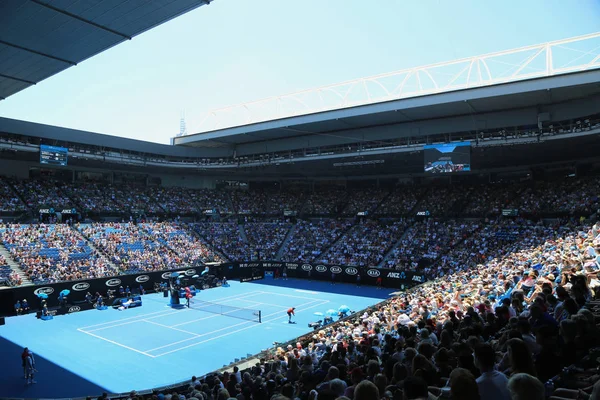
[
  {"xmin": 0, "ymin": 73, "xmax": 36, "ymax": 85},
  {"xmin": 0, "ymin": 39, "xmax": 76, "ymax": 65},
  {"xmin": 31, "ymin": 0, "xmax": 132, "ymax": 40}
]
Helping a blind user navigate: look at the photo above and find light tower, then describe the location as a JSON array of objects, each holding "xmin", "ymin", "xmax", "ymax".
[{"xmin": 177, "ymin": 111, "xmax": 187, "ymax": 137}]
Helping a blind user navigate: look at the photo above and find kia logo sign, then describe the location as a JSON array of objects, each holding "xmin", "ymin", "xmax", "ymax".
[
  {"xmin": 330, "ymin": 266, "xmax": 342, "ymax": 274},
  {"xmin": 345, "ymin": 267, "xmax": 358, "ymax": 276},
  {"xmin": 185, "ymin": 269, "xmax": 196, "ymax": 276},
  {"xmin": 135, "ymin": 275, "xmax": 150, "ymax": 283},
  {"xmin": 105, "ymin": 278, "xmax": 121, "ymax": 287},
  {"xmin": 367, "ymin": 269, "xmax": 381, "ymax": 278},
  {"xmin": 34, "ymin": 287, "xmax": 54, "ymax": 296},
  {"xmin": 72, "ymin": 282, "xmax": 90, "ymax": 291},
  {"xmin": 302, "ymin": 264, "xmax": 313, "ymax": 271},
  {"xmin": 161, "ymin": 272, "xmax": 172, "ymax": 279},
  {"xmin": 315, "ymin": 265, "xmax": 327, "ymax": 273},
  {"xmin": 68, "ymin": 306, "xmax": 81, "ymax": 313}
]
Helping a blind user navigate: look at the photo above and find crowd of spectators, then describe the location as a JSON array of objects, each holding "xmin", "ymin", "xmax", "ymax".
[
  {"xmin": 63, "ymin": 182, "xmax": 119, "ymax": 213},
  {"xmin": 375, "ymin": 187, "xmax": 422, "ymax": 215},
  {"xmin": 164, "ymin": 220, "xmax": 599, "ymax": 400},
  {"xmin": 0, "ymin": 176, "xmax": 597, "ymax": 217},
  {"xmin": 461, "ymin": 185, "xmax": 517, "ymax": 217},
  {"xmin": 152, "ymin": 188, "xmax": 200, "ymax": 214},
  {"xmin": 190, "ymin": 189, "xmax": 233, "ymax": 214},
  {"xmin": 303, "ymin": 189, "xmax": 349, "ymax": 215},
  {"xmin": 280, "ymin": 219, "xmax": 354, "ymax": 263},
  {"xmin": 342, "ymin": 189, "xmax": 389, "ymax": 216},
  {"xmin": 504, "ymin": 177, "xmax": 600, "ymax": 216},
  {"xmin": 0, "ymin": 224, "xmax": 116, "ymax": 284},
  {"xmin": 80, "ymin": 223, "xmax": 181, "ymax": 273},
  {"xmin": 0, "ymin": 254, "xmax": 21, "ymax": 286},
  {"xmin": 193, "ymin": 222, "xmax": 250, "ymax": 261},
  {"xmin": 143, "ymin": 223, "xmax": 226, "ymax": 265},
  {"xmin": 232, "ymin": 190, "xmax": 271, "ymax": 215},
  {"xmin": 0, "ymin": 178, "xmax": 26, "ymax": 212},
  {"xmin": 384, "ymin": 220, "xmax": 479, "ymax": 271},
  {"xmin": 319, "ymin": 220, "xmax": 410, "ymax": 267},
  {"xmin": 414, "ymin": 187, "xmax": 470, "ymax": 217},
  {"xmin": 244, "ymin": 222, "xmax": 293, "ymax": 260},
  {"xmin": 107, "ymin": 185, "xmax": 164, "ymax": 214},
  {"xmin": 9, "ymin": 179, "xmax": 75, "ymax": 209}
]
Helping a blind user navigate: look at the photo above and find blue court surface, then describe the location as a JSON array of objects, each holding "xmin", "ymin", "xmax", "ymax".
[{"xmin": 0, "ymin": 279, "xmax": 390, "ymax": 398}]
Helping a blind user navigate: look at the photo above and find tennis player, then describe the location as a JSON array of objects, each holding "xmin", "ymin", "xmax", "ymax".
[
  {"xmin": 185, "ymin": 287, "xmax": 193, "ymax": 308},
  {"xmin": 287, "ymin": 307, "xmax": 296, "ymax": 323}
]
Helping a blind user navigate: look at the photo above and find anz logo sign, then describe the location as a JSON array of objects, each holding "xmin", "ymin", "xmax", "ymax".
[
  {"xmin": 387, "ymin": 272, "xmax": 406, "ymax": 279},
  {"xmin": 367, "ymin": 269, "xmax": 381, "ymax": 278}
]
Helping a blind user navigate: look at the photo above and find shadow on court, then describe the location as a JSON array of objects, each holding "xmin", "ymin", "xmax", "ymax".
[
  {"xmin": 247, "ymin": 278, "xmax": 392, "ymax": 299},
  {"xmin": 0, "ymin": 335, "xmax": 108, "ymax": 398}
]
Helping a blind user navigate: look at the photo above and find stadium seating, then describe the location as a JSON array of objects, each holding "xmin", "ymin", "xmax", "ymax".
[
  {"xmin": 280, "ymin": 219, "xmax": 354, "ymax": 263},
  {"xmin": 80, "ymin": 223, "xmax": 181, "ymax": 273},
  {"xmin": 318, "ymin": 219, "xmax": 411, "ymax": 267},
  {"xmin": 0, "ymin": 224, "xmax": 117, "ymax": 284}
]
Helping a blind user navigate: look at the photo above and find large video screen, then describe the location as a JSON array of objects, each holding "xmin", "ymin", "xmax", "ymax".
[
  {"xmin": 424, "ymin": 141, "xmax": 471, "ymax": 173},
  {"xmin": 40, "ymin": 145, "xmax": 68, "ymax": 166}
]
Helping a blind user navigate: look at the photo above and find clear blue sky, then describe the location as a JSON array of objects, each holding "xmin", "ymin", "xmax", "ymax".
[{"xmin": 0, "ymin": 0, "xmax": 599, "ymax": 144}]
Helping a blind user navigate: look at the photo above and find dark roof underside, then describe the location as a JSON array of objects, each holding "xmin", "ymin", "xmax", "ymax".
[{"xmin": 0, "ymin": 0, "xmax": 210, "ymax": 100}]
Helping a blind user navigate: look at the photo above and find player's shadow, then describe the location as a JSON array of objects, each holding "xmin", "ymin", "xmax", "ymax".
[
  {"xmin": 251, "ymin": 278, "xmax": 391, "ymax": 299},
  {"xmin": 0, "ymin": 335, "xmax": 108, "ymax": 398}
]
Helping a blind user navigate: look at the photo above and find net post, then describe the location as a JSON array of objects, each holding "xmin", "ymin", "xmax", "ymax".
[{"xmin": 258, "ymin": 310, "xmax": 262, "ymax": 323}]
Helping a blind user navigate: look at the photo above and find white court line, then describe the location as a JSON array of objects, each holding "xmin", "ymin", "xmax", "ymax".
[
  {"xmin": 145, "ymin": 299, "xmax": 327, "ymax": 353},
  {"xmin": 78, "ymin": 308, "xmax": 181, "ymax": 330},
  {"xmin": 84, "ymin": 310, "xmax": 191, "ymax": 332},
  {"xmin": 142, "ymin": 320, "xmax": 200, "ymax": 337},
  {"xmin": 152, "ymin": 300, "xmax": 330, "ymax": 357},
  {"xmin": 78, "ymin": 291, "xmax": 263, "ymax": 330},
  {"xmin": 77, "ymin": 328, "xmax": 157, "ymax": 358},
  {"xmin": 294, "ymin": 290, "xmax": 319, "ymax": 295},
  {"xmin": 81, "ymin": 292, "xmax": 265, "ymax": 333}
]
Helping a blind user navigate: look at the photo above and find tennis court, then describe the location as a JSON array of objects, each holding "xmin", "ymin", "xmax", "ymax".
[
  {"xmin": 0, "ymin": 279, "xmax": 388, "ymax": 398},
  {"xmin": 77, "ymin": 290, "xmax": 329, "ymax": 358}
]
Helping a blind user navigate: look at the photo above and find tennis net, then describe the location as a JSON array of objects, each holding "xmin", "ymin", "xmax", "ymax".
[{"xmin": 189, "ymin": 299, "xmax": 261, "ymax": 323}]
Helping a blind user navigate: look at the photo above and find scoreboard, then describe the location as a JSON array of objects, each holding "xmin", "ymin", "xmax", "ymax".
[{"xmin": 40, "ymin": 145, "xmax": 68, "ymax": 166}]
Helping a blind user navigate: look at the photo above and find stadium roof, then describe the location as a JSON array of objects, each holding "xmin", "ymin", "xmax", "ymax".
[
  {"xmin": 0, "ymin": 0, "xmax": 212, "ymax": 100},
  {"xmin": 173, "ymin": 68, "xmax": 600, "ymax": 154},
  {"xmin": 175, "ymin": 32, "xmax": 600, "ymax": 150}
]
